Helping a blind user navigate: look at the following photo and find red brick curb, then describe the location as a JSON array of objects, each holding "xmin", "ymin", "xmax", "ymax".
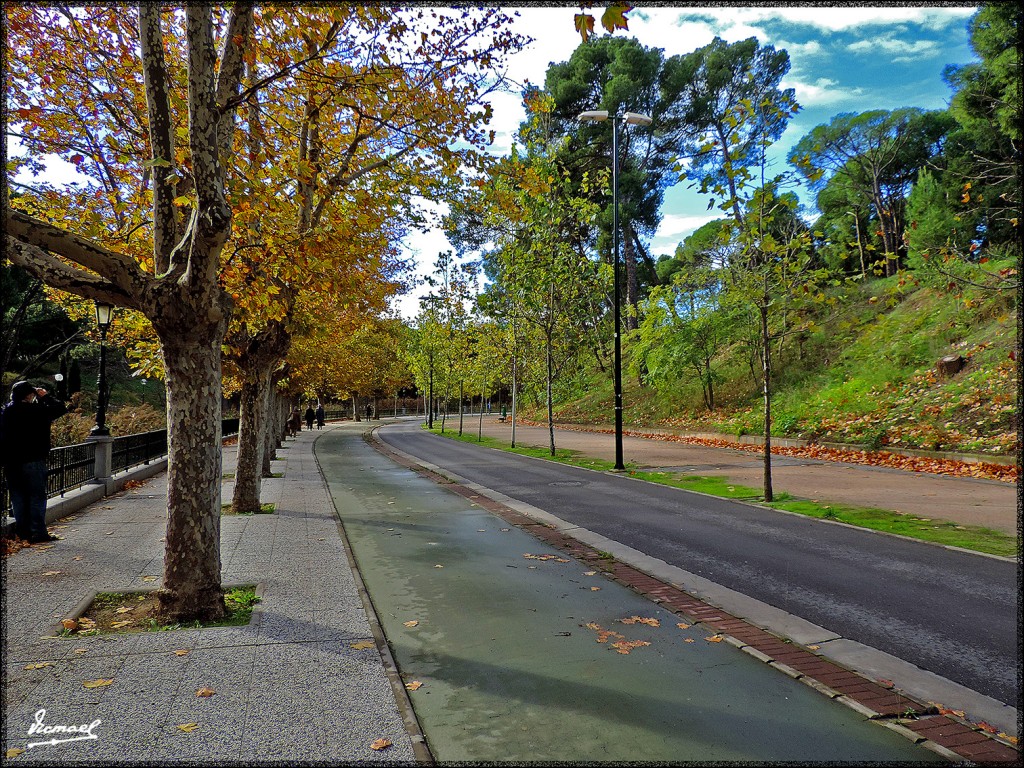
[{"xmin": 367, "ymin": 432, "xmax": 1020, "ymax": 764}]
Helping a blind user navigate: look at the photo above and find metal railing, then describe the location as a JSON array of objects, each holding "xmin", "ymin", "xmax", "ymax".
[{"xmin": 2, "ymin": 418, "xmax": 241, "ymax": 518}]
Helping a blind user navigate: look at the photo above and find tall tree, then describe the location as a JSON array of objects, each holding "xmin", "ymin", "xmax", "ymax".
[
  {"xmin": 789, "ymin": 108, "xmax": 953, "ymax": 276},
  {"xmin": 6, "ymin": 5, "xmax": 253, "ymax": 621},
  {"xmin": 545, "ymin": 37, "xmax": 673, "ymax": 327}
]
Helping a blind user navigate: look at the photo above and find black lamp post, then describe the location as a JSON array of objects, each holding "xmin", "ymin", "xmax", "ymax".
[
  {"xmin": 577, "ymin": 109, "xmax": 652, "ymax": 471},
  {"xmin": 90, "ymin": 301, "xmax": 115, "ymax": 437}
]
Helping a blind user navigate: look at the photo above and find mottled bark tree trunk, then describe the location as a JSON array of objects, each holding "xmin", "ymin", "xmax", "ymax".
[
  {"xmin": 232, "ymin": 376, "xmax": 266, "ymax": 513},
  {"xmin": 156, "ymin": 314, "xmax": 228, "ymax": 621},
  {"xmin": 759, "ymin": 298, "xmax": 773, "ymax": 503}
]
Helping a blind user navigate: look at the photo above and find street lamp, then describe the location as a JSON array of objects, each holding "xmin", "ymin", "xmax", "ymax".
[
  {"xmin": 578, "ymin": 109, "xmax": 652, "ymax": 470},
  {"xmin": 90, "ymin": 301, "xmax": 115, "ymax": 437}
]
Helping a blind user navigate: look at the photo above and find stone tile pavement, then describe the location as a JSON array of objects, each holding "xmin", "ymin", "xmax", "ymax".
[{"xmin": 1, "ymin": 426, "xmax": 419, "ymax": 764}]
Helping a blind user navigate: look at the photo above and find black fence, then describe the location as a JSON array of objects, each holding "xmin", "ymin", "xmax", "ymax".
[{"xmin": 2, "ymin": 418, "xmax": 242, "ymax": 519}]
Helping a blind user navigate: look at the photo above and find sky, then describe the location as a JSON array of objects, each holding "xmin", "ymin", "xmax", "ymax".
[{"xmin": 392, "ymin": 3, "xmax": 980, "ymax": 317}]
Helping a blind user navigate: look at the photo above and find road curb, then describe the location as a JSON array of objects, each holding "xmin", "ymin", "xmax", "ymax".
[{"xmin": 366, "ymin": 426, "xmax": 1020, "ymax": 764}]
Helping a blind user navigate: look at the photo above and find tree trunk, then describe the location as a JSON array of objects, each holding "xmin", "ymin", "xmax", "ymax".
[
  {"xmin": 760, "ymin": 300, "xmax": 773, "ymax": 503},
  {"xmin": 155, "ymin": 320, "xmax": 227, "ymax": 622},
  {"xmin": 232, "ymin": 373, "xmax": 268, "ymax": 513},
  {"xmin": 547, "ymin": 330, "xmax": 555, "ymax": 457},
  {"xmin": 623, "ymin": 223, "xmax": 639, "ymax": 332}
]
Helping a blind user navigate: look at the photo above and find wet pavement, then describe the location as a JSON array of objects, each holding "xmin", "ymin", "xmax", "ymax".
[{"xmin": 316, "ymin": 425, "xmax": 944, "ymax": 763}]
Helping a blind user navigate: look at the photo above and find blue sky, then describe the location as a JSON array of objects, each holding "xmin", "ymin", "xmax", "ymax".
[{"xmin": 395, "ymin": 4, "xmax": 979, "ymax": 315}]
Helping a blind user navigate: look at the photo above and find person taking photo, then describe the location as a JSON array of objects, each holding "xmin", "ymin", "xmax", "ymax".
[{"xmin": 1, "ymin": 381, "xmax": 67, "ymax": 543}]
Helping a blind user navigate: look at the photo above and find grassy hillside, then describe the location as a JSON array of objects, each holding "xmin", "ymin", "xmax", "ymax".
[{"xmin": 533, "ymin": 271, "xmax": 1017, "ymax": 457}]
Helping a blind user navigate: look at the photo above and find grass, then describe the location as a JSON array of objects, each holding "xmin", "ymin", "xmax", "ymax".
[
  {"xmin": 64, "ymin": 586, "xmax": 261, "ymax": 636},
  {"xmin": 221, "ymin": 502, "xmax": 276, "ymax": 515},
  {"xmin": 426, "ymin": 427, "xmax": 1017, "ymax": 558}
]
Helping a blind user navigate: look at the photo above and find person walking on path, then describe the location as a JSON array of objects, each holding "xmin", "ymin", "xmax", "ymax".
[
  {"xmin": 287, "ymin": 407, "xmax": 301, "ymax": 436},
  {"xmin": 315, "ymin": 403, "xmax": 325, "ymax": 430},
  {"xmin": 304, "ymin": 404, "xmax": 315, "ymax": 431},
  {"xmin": 1, "ymin": 381, "xmax": 67, "ymax": 543}
]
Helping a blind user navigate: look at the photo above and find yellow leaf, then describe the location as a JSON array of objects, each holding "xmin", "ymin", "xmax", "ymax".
[
  {"xmin": 6, "ymin": 748, "xmax": 25, "ymax": 758},
  {"xmin": 177, "ymin": 723, "xmax": 200, "ymax": 733},
  {"xmin": 370, "ymin": 738, "xmax": 392, "ymax": 751},
  {"xmin": 42, "ymin": 571, "xmax": 61, "ymax": 576},
  {"xmin": 195, "ymin": 687, "xmax": 216, "ymax": 697},
  {"xmin": 807, "ymin": 644, "xmax": 820, "ymax": 651},
  {"xmin": 350, "ymin": 641, "xmax": 374, "ymax": 650},
  {"xmin": 83, "ymin": 679, "xmax": 114, "ymax": 688},
  {"xmin": 405, "ymin": 681, "xmax": 423, "ymax": 690},
  {"xmin": 142, "ymin": 576, "xmax": 157, "ymax": 582},
  {"xmin": 676, "ymin": 623, "xmax": 690, "ymax": 630},
  {"xmin": 583, "ymin": 571, "xmax": 597, "ymax": 576},
  {"xmin": 704, "ymin": 635, "xmax": 724, "ymax": 643},
  {"xmin": 24, "ymin": 662, "xmax": 54, "ymax": 670},
  {"xmin": 684, "ymin": 638, "xmax": 695, "ymax": 643},
  {"xmin": 74, "ymin": 648, "xmax": 87, "ymax": 654},
  {"xmin": 61, "ymin": 619, "xmax": 78, "ymax": 631},
  {"xmin": 174, "ymin": 650, "xmax": 190, "ymax": 657},
  {"xmin": 110, "ymin": 620, "xmax": 133, "ymax": 629},
  {"xmin": 590, "ymin": 587, "xmax": 601, "ymax": 591},
  {"xmin": 115, "ymin": 607, "xmax": 134, "ymax": 614},
  {"xmin": 403, "ymin": 620, "xmax": 419, "ymax": 628}
]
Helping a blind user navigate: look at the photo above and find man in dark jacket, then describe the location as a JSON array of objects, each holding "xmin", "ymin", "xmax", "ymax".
[{"xmin": 1, "ymin": 381, "xmax": 67, "ymax": 543}]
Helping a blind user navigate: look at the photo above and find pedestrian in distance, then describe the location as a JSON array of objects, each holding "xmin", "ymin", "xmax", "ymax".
[
  {"xmin": 287, "ymin": 407, "xmax": 301, "ymax": 436},
  {"xmin": 0, "ymin": 381, "xmax": 67, "ymax": 543},
  {"xmin": 304, "ymin": 404, "xmax": 315, "ymax": 431},
  {"xmin": 315, "ymin": 403, "xmax": 325, "ymax": 430}
]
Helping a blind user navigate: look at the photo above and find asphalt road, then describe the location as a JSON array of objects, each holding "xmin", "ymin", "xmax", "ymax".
[{"xmin": 377, "ymin": 421, "xmax": 1019, "ymax": 708}]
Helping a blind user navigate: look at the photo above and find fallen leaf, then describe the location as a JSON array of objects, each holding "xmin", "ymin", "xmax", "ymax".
[
  {"xmin": 676, "ymin": 623, "xmax": 690, "ymax": 630},
  {"xmin": 590, "ymin": 587, "xmax": 601, "ymax": 591},
  {"xmin": 403, "ymin": 620, "xmax": 419, "ymax": 628},
  {"xmin": 195, "ymin": 687, "xmax": 215, "ymax": 697},
  {"xmin": 807, "ymin": 644, "xmax": 820, "ymax": 650},
  {"xmin": 42, "ymin": 571, "xmax": 62, "ymax": 576},
  {"xmin": 500, "ymin": 528, "xmax": 510, "ymax": 532},
  {"xmin": 370, "ymin": 738, "xmax": 392, "ymax": 751},
  {"xmin": 583, "ymin": 571, "xmax": 597, "ymax": 576},
  {"xmin": 61, "ymin": 619, "xmax": 78, "ymax": 631},
  {"xmin": 405, "ymin": 681, "xmax": 423, "ymax": 690},
  {"xmin": 610, "ymin": 640, "xmax": 651, "ymax": 655},
  {"xmin": 620, "ymin": 616, "xmax": 660, "ymax": 627},
  {"xmin": 997, "ymin": 733, "xmax": 1018, "ymax": 745},
  {"xmin": 25, "ymin": 662, "xmax": 54, "ymax": 670},
  {"xmin": 977, "ymin": 721, "xmax": 997, "ymax": 734},
  {"xmin": 684, "ymin": 638, "xmax": 695, "ymax": 643},
  {"xmin": 115, "ymin": 607, "xmax": 134, "ymax": 614},
  {"xmin": 6, "ymin": 748, "xmax": 25, "ymax": 758},
  {"xmin": 110, "ymin": 620, "xmax": 133, "ymax": 629},
  {"xmin": 350, "ymin": 641, "xmax": 374, "ymax": 650},
  {"xmin": 141, "ymin": 576, "xmax": 157, "ymax": 582},
  {"xmin": 176, "ymin": 723, "xmax": 200, "ymax": 733},
  {"xmin": 433, "ymin": 564, "xmax": 444, "ymax": 568},
  {"xmin": 105, "ymin": 531, "xmax": 114, "ymax": 536},
  {"xmin": 878, "ymin": 679, "xmax": 895, "ymax": 688},
  {"xmin": 83, "ymin": 679, "xmax": 114, "ymax": 688},
  {"xmin": 704, "ymin": 635, "xmax": 724, "ymax": 643},
  {"xmin": 174, "ymin": 650, "xmax": 190, "ymax": 657},
  {"xmin": 74, "ymin": 648, "xmax": 87, "ymax": 654},
  {"xmin": 73, "ymin": 557, "xmax": 83, "ymax": 561},
  {"xmin": 477, "ymin": 529, "xmax": 486, "ymax": 532}
]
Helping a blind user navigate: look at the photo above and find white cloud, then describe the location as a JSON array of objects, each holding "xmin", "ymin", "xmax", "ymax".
[
  {"xmin": 786, "ymin": 76, "xmax": 864, "ymax": 108},
  {"xmin": 848, "ymin": 36, "xmax": 940, "ymax": 62},
  {"xmin": 650, "ymin": 212, "xmax": 719, "ymax": 254}
]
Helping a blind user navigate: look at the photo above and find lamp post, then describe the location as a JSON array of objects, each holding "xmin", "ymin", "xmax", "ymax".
[
  {"xmin": 578, "ymin": 109, "xmax": 652, "ymax": 471},
  {"xmin": 90, "ymin": 301, "xmax": 115, "ymax": 437}
]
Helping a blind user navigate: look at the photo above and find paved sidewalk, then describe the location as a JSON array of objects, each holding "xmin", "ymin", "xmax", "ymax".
[
  {"xmin": 2, "ymin": 426, "xmax": 416, "ymax": 763},
  {"xmin": 472, "ymin": 419, "xmax": 1018, "ymax": 535}
]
